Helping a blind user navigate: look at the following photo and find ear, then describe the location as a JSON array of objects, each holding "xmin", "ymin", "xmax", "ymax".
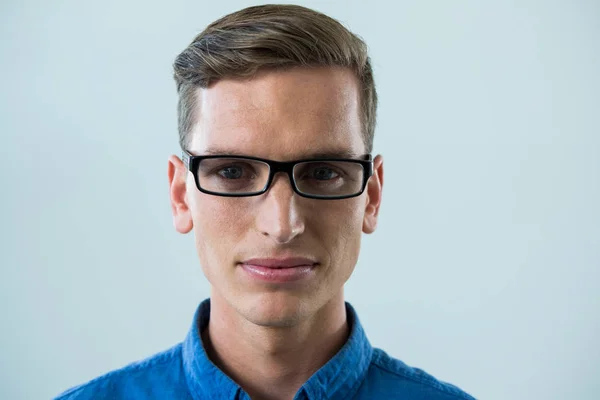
[
  {"xmin": 168, "ymin": 155, "xmax": 193, "ymax": 234},
  {"xmin": 362, "ymin": 154, "xmax": 384, "ymax": 234}
]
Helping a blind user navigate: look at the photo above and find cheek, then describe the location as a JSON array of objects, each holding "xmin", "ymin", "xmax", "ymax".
[
  {"xmin": 337, "ymin": 210, "xmax": 364, "ymax": 260},
  {"xmin": 189, "ymin": 194, "xmax": 250, "ymax": 263},
  {"xmin": 317, "ymin": 199, "xmax": 365, "ymax": 265},
  {"xmin": 333, "ymin": 197, "xmax": 365, "ymax": 233}
]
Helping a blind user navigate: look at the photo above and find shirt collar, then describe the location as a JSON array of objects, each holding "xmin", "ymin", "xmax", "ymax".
[{"xmin": 182, "ymin": 298, "xmax": 373, "ymax": 400}]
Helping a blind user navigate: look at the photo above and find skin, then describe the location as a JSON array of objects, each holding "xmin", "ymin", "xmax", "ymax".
[{"xmin": 168, "ymin": 66, "xmax": 383, "ymax": 400}]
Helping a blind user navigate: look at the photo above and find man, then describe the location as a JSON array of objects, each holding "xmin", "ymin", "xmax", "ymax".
[{"xmin": 56, "ymin": 4, "xmax": 475, "ymax": 400}]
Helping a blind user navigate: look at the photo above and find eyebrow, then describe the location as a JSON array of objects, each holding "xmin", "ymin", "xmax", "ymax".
[{"xmin": 201, "ymin": 147, "xmax": 366, "ymax": 160}]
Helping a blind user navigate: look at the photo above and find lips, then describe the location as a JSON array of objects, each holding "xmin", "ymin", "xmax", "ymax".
[
  {"xmin": 239, "ymin": 257, "xmax": 317, "ymax": 283},
  {"xmin": 240, "ymin": 257, "xmax": 317, "ymax": 268}
]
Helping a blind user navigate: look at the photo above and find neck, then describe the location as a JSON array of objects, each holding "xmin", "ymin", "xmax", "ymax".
[{"xmin": 202, "ymin": 292, "xmax": 349, "ymax": 400}]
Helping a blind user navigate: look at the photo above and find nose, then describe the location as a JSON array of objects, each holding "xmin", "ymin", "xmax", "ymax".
[{"xmin": 255, "ymin": 172, "xmax": 305, "ymax": 244}]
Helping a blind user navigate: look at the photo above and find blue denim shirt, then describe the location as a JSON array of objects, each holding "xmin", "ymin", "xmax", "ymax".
[{"xmin": 55, "ymin": 299, "xmax": 476, "ymax": 399}]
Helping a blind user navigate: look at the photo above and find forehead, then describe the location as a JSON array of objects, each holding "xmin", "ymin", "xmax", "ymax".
[{"xmin": 188, "ymin": 66, "xmax": 365, "ymax": 160}]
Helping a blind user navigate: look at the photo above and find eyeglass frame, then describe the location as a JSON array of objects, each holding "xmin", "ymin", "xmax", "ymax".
[{"xmin": 181, "ymin": 150, "xmax": 374, "ymax": 200}]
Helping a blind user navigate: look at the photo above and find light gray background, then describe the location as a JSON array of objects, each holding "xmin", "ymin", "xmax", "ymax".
[{"xmin": 1, "ymin": 0, "xmax": 599, "ymax": 399}]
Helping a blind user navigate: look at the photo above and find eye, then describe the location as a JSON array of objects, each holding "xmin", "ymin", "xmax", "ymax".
[
  {"xmin": 310, "ymin": 166, "xmax": 339, "ymax": 181},
  {"xmin": 295, "ymin": 162, "xmax": 346, "ymax": 182},
  {"xmin": 207, "ymin": 161, "xmax": 259, "ymax": 180},
  {"xmin": 218, "ymin": 165, "xmax": 245, "ymax": 179}
]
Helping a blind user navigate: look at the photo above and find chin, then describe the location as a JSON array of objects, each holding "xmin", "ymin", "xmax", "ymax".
[{"xmin": 240, "ymin": 291, "xmax": 313, "ymax": 328}]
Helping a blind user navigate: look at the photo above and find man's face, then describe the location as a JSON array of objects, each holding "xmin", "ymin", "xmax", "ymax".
[{"xmin": 169, "ymin": 66, "xmax": 383, "ymax": 327}]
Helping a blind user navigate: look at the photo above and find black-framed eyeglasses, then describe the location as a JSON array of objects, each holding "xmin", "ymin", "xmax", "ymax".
[{"xmin": 182, "ymin": 151, "xmax": 373, "ymax": 200}]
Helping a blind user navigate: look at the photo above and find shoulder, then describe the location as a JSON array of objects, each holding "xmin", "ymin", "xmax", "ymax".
[
  {"xmin": 54, "ymin": 343, "xmax": 190, "ymax": 400},
  {"xmin": 360, "ymin": 348, "xmax": 477, "ymax": 400}
]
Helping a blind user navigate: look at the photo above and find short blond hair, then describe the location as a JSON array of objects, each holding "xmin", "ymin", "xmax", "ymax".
[{"xmin": 173, "ymin": 4, "xmax": 377, "ymax": 152}]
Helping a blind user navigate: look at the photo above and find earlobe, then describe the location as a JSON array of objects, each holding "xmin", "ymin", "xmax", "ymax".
[
  {"xmin": 168, "ymin": 155, "xmax": 193, "ymax": 234},
  {"xmin": 362, "ymin": 154, "xmax": 384, "ymax": 234}
]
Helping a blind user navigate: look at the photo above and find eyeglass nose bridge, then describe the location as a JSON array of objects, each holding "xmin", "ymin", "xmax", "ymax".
[{"xmin": 263, "ymin": 160, "xmax": 300, "ymax": 194}]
